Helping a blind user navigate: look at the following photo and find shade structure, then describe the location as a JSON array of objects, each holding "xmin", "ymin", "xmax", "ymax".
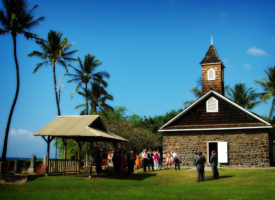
[{"xmin": 34, "ymin": 115, "xmax": 128, "ymax": 142}]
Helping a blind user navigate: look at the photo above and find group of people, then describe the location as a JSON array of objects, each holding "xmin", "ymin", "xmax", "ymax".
[
  {"xmin": 111, "ymin": 149, "xmax": 138, "ymax": 176},
  {"xmin": 165, "ymin": 149, "xmax": 180, "ymax": 170},
  {"xmin": 142, "ymin": 149, "xmax": 161, "ymax": 172},
  {"xmin": 194, "ymin": 150, "xmax": 219, "ymax": 182}
]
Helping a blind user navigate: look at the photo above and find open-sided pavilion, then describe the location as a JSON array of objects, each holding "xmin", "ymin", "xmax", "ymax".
[{"xmin": 34, "ymin": 115, "xmax": 128, "ymax": 177}]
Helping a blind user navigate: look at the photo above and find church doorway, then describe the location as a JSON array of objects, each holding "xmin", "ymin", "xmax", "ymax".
[{"xmin": 207, "ymin": 142, "xmax": 218, "ymax": 163}]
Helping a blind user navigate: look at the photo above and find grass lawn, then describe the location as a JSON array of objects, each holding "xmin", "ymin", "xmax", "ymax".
[{"xmin": 1, "ymin": 167, "xmax": 275, "ymax": 200}]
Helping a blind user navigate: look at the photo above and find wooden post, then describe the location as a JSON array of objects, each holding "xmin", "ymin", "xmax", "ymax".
[
  {"xmin": 89, "ymin": 141, "xmax": 93, "ymax": 178},
  {"xmin": 63, "ymin": 138, "xmax": 68, "ymax": 175},
  {"xmin": 77, "ymin": 140, "xmax": 81, "ymax": 173},
  {"xmin": 46, "ymin": 136, "xmax": 50, "ymax": 175}
]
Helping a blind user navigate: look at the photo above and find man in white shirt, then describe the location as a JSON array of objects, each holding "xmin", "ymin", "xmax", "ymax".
[
  {"xmin": 173, "ymin": 149, "xmax": 180, "ymax": 170},
  {"xmin": 142, "ymin": 149, "xmax": 148, "ymax": 172}
]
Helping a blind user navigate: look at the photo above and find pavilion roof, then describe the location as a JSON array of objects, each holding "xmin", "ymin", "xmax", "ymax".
[{"xmin": 34, "ymin": 115, "xmax": 128, "ymax": 142}]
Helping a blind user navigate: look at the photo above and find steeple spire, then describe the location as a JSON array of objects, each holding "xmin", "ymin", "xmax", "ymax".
[{"xmin": 211, "ymin": 36, "xmax": 213, "ymax": 44}]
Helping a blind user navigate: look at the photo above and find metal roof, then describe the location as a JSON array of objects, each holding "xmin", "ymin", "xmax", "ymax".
[{"xmin": 34, "ymin": 115, "xmax": 128, "ymax": 142}]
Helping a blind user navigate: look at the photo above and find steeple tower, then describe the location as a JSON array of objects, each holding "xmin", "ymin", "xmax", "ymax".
[{"xmin": 200, "ymin": 38, "xmax": 225, "ymax": 95}]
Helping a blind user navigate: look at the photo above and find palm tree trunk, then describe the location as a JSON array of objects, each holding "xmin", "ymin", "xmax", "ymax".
[
  {"xmin": 1, "ymin": 34, "xmax": 20, "ymax": 162},
  {"xmin": 53, "ymin": 63, "xmax": 61, "ymax": 116},
  {"xmin": 86, "ymin": 83, "xmax": 88, "ymax": 115}
]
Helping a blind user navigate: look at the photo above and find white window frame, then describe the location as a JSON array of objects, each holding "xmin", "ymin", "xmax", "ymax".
[
  {"xmin": 208, "ymin": 68, "xmax": 216, "ymax": 80},
  {"xmin": 206, "ymin": 97, "xmax": 218, "ymax": 113}
]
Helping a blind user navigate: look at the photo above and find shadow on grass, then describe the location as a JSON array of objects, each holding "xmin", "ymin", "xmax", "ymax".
[
  {"xmin": 98, "ymin": 173, "xmax": 158, "ymax": 181},
  {"xmin": 46, "ymin": 172, "xmax": 157, "ymax": 181},
  {"xmin": 203, "ymin": 175, "xmax": 234, "ymax": 181}
]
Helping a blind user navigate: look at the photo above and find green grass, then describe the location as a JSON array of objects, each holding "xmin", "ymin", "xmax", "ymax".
[{"xmin": 1, "ymin": 168, "xmax": 275, "ymax": 200}]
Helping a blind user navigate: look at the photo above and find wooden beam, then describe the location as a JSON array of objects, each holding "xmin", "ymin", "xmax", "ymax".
[{"xmin": 89, "ymin": 141, "xmax": 93, "ymax": 178}]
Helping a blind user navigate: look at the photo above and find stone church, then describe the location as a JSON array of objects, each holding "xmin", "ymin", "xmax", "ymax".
[{"xmin": 159, "ymin": 41, "xmax": 274, "ymax": 167}]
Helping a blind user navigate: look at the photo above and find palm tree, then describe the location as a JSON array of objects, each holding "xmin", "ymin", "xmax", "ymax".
[
  {"xmin": 225, "ymin": 83, "xmax": 260, "ymax": 110},
  {"xmin": 254, "ymin": 66, "xmax": 275, "ymax": 119},
  {"xmin": 76, "ymin": 82, "xmax": 114, "ymax": 116},
  {"xmin": 28, "ymin": 30, "xmax": 78, "ymax": 116},
  {"xmin": 65, "ymin": 54, "xmax": 109, "ymax": 115},
  {"xmin": 182, "ymin": 87, "xmax": 203, "ymax": 108},
  {"xmin": 0, "ymin": 0, "xmax": 45, "ymax": 162},
  {"xmin": 182, "ymin": 78, "xmax": 203, "ymax": 108}
]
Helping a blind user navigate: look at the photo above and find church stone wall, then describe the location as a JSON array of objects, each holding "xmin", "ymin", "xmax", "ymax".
[{"xmin": 162, "ymin": 129, "xmax": 270, "ymax": 168}]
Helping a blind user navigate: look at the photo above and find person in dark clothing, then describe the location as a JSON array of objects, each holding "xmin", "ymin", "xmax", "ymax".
[
  {"xmin": 210, "ymin": 150, "xmax": 219, "ymax": 179},
  {"xmin": 71, "ymin": 151, "xmax": 75, "ymax": 160},
  {"xmin": 95, "ymin": 148, "xmax": 102, "ymax": 176},
  {"xmin": 142, "ymin": 149, "xmax": 148, "ymax": 172},
  {"xmin": 147, "ymin": 149, "xmax": 154, "ymax": 171},
  {"xmin": 195, "ymin": 152, "xmax": 205, "ymax": 182}
]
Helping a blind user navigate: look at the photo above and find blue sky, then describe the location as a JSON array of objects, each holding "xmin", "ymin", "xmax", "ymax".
[{"xmin": 1, "ymin": 0, "xmax": 275, "ymax": 158}]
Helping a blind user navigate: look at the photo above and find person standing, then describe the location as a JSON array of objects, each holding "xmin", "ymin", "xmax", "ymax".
[
  {"xmin": 153, "ymin": 150, "xmax": 159, "ymax": 170},
  {"xmin": 171, "ymin": 150, "xmax": 174, "ymax": 167},
  {"xmin": 210, "ymin": 150, "xmax": 219, "ymax": 179},
  {"xmin": 157, "ymin": 149, "xmax": 162, "ymax": 169},
  {"xmin": 71, "ymin": 151, "xmax": 75, "ymax": 160},
  {"xmin": 121, "ymin": 151, "xmax": 126, "ymax": 174},
  {"xmin": 129, "ymin": 152, "xmax": 135, "ymax": 177},
  {"xmin": 147, "ymin": 149, "xmax": 154, "ymax": 171},
  {"xmin": 95, "ymin": 148, "xmax": 103, "ymax": 176},
  {"xmin": 195, "ymin": 152, "xmax": 205, "ymax": 182},
  {"xmin": 142, "ymin": 149, "xmax": 148, "ymax": 172},
  {"xmin": 166, "ymin": 150, "xmax": 172, "ymax": 169},
  {"xmin": 135, "ymin": 152, "xmax": 141, "ymax": 173},
  {"xmin": 193, "ymin": 152, "xmax": 198, "ymax": 165},
  {"xmin": 173, "ymin": 149, "xmax": 180, "ymax": 170}
]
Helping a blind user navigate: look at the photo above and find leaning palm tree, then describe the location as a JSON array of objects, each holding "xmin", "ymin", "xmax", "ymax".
[
  {"xmin": 65, "ymin": 54, "xmax": 109, "ymax": 115},
  {"xmin": 225, "ymin": 83, "xmax": 261, "ymax": 110},
  {"xmin": 28, "ymin": 30, "xmax": 78, "ymax": 116},
  {"xmin": 0, "ymin": 0, "xmax": 45, "ymax": 162},
  {"xmin": 76, "ymin": 82, "xmax": 114, "ymax": 116},
  {"xmin": 182, "ymin": 87, "xmax": 203, "ymax": 108},
  {"xmin": 254, "ymin": 66, "xmax": 275, "ymax": 119},
  {"xmin": 183, "ymin": 78, "xmax": 202, "ymax": 108}
]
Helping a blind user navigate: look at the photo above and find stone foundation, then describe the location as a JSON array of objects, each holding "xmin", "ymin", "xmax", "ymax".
[{"xmin": 162, "ymin": 129, "xmax": 270, "ymax": 168}]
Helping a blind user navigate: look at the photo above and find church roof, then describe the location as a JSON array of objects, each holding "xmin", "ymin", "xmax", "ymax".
[
  {"xmin": 159, "ymin": 90, "xmax": 273, "ymax": 132},
  {"xmin": 200, "ymin": 44, "xmax": 223, "ymax": 65}
]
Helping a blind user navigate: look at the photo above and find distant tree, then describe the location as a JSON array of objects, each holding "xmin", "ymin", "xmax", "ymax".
[
  {"xmin": 66, "ymin": 54, "xmax": 109, "ymax": 115},
  {"xmin": 255, "ymin": 67, "xmax": 275, "ymax": 119},
  {"xmin": 0, "ymin": 0, "xmax": 45, "ymax": 162},
  {"xmin": 225, "ymin": 83, "xmax": 261, "ymax": 110},
  {"xmin": 101, "ymin": 107, "xmax": 161, "ymax": 152},
  {"xmin": 129, "ymin": 109, "xmax": 183, "ymax": 138},
  {"xmin": 28, "ymin": 30, "xmax": 78, "ymax": 116},
  {"xmin": 76, "ymin": 82, "xmax": 114, "ymax": 116}
]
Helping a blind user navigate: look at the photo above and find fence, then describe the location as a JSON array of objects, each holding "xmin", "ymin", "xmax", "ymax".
[{"xmin": 48, "ymin": 159, "xmax": 80, "ymax": 173}]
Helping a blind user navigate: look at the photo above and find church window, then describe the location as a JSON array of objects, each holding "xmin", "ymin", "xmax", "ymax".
[
  {"xmin": 208, "ymin": 69, "xmax": 215, "ymax": 80},
  {"xmin": 206, "ymin": 97, "xmax": 218, "ymax": 112}
]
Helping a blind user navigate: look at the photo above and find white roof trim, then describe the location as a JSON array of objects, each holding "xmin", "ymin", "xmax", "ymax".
[
  {"xmin": 201, "ymin": 62, "xmax": 222, "ymax": 65},
  {"xmin": 158, "ymin": 126, "xmax": 273, "ymax": 132},
  {"xmin": 159, "ymin": 90, "xmax": 271, "ymax": 130}
]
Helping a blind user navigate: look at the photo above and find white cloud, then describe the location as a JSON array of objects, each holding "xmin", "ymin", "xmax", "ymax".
[
  {"xmin": 223, "ymin": 59, "xmax": 228, "ymax": 63},
  {"xmin": 244, "ymin": 64, "xmax": 252, "ymax": 69},
  {"xmin": 169, "ymin": 0, "xmax": 175, "ymax": 5},
  {"xmin": 246, "ymin": 47, "xmax": 268, "ymax": 56},
  {"xmin": 220, "ymin": 12, "xmax": 226, "ymax": 19},
  {"xmin": 1, "ymin": 128, "xmax": 49, "ymax": 158},
  {"xmin": 10, "ymin": 128, "xmax": 34, "ymax": 139}
]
